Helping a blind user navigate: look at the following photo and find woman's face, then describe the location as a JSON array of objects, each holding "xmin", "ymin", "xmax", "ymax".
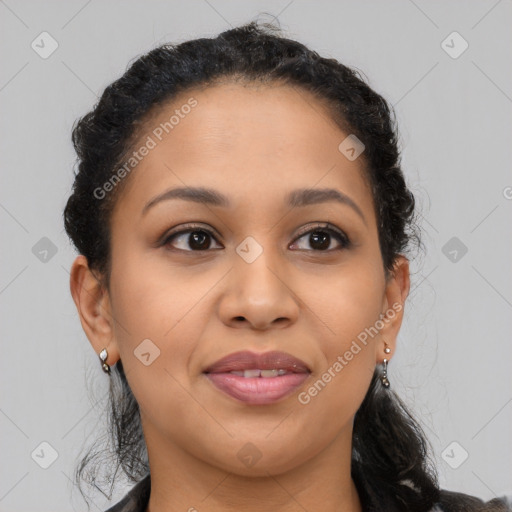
[{"xmin": 73, "ymin": 82, "xmax": 409, "ymax": 476}]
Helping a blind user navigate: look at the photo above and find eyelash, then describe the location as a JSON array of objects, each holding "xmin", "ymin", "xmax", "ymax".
[{"xmin": 160, "ymin": 222, "xmax": 351, "ymax": 253}]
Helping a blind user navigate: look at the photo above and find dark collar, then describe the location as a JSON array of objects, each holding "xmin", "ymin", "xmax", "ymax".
[{"xmin": 104, "ymin": 474, "xmax": 150, "ymax": 512}]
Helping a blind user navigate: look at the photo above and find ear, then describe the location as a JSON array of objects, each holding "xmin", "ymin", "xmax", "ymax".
[
  {"xmin": 69, "ymin": 255, "xmax": 120, "ymax": 368},
  {"xmin": 376, "ymin": 255, "xmax": 410, "ymax": 363}
]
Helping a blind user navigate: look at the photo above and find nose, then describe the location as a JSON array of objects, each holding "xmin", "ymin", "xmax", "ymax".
[{"xmin": 218, "ymin": 252, "xmax": 299, "ymax": 331}]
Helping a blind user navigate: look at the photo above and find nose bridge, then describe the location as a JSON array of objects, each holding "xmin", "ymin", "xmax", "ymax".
[
  {"xmin": 220, "ymin": 234, "xmax": 298, "ymax": 329},
  {"xmin": 235, "ymin": 235, "xmax": 286, "ymax": 300}
]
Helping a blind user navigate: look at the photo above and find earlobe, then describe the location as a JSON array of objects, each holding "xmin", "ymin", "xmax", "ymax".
[{"xmin": 69, "ymin": 255, "xmax": 120, "ymax": 366}]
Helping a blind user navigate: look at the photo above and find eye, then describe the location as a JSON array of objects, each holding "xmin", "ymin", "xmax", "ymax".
[
  {"xmin": 162, "ymin": 225, "xmax": 222, "ymax": 252},
  {"xmin": 161, "ymin": 222, "xmax": 351, "ymax": 253},
  {"xmin": 290, "ymin": 223, "xmax": 351, "ymax": 252}
]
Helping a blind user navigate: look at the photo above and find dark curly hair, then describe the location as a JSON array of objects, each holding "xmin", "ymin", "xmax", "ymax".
[{"xmin": 64, "ymin": 19, "xmax": 438, "ymax": 511}]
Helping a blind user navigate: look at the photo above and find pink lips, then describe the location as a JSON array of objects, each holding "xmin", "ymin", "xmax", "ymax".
[{"xmin": 203, "ymin": 350, "xmax": 311, "ymax": 405}]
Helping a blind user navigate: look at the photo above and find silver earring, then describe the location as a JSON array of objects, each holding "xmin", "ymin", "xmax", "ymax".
[
  {"xmin": 99, "ymin": 348, "xmax": 111, "ymax": 375},
  {"xmin": 381, "ymin": 342, "xmax": 391, "ymax": 388}
]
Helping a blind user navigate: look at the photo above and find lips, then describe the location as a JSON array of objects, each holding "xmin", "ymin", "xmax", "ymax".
[
  {"xmin": 202, "ymin": 350, "xmax": 312, "ymax": 404},
  {"xmin": 203, "ymin": 350, "xmax": 311, "ymax": 375}
]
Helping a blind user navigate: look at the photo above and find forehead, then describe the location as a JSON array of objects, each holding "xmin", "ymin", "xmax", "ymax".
[
  {"xmin": 140, "ymin": 82, "xmax": 343, "ymax": 153},
  {"xmin": 112, "ymin": 82, "xmax": 374, "ymax": 222}
]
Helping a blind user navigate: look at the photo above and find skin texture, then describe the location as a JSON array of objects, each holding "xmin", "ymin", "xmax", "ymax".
[{"xmin": 70, "ymin": 83, "xmax": 410, "ymax": 512}]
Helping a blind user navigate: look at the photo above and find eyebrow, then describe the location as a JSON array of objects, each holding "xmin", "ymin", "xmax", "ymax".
[{"xmin": 141, "ymin": 186, "xmax": 366, "ymax": 224}]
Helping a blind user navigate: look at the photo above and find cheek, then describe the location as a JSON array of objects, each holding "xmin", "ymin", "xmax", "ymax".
[
  {"xmin": 296, "ymin": 272, "xmax": 381, "ymax": 427},
  {"xmin": 298, "ymin": 263, "xmax": 382, "ymax": 409},
  {"xmin": 109, "ymin": 245, "xmax": 199, "ymax": 337},
  {"xmin": 305, "ymin": 263, "xmax": 384, "ymax": 353},
  {"xmin": 108, "ymin": 269, "xmax": 203, "ymax": 426},
  {"xmin": 108, "ymin": 250, "xmax": 205, "ymax": 397}
]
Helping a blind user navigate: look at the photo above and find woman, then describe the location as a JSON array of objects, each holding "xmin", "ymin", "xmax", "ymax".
[{"xmin": 63, "ymin": 20, "xmax": 511, "ymax": 512}]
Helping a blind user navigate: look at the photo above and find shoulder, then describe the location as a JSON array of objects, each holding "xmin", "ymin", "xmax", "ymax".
[
  {"xmin": 103, "ymin": 474, "xmax": 151, "ymax": 512},
  {"xmin": 432, "ymin": 488, "xmax": 512, "ymax": 512}
]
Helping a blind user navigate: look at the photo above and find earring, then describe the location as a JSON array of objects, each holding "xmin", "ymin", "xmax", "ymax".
[
  {"xmin": 381, "ymin": 341, "xmax": 391, "ymax": 388},
  {"xmin": 99, "ymin": 348, "xmax": 111, "ymax": 375}
]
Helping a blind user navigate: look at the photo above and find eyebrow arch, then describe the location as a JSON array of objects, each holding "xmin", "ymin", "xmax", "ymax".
[{"xmin": 141, "ymin": 186, "xmax": 366, "ymax": 225}]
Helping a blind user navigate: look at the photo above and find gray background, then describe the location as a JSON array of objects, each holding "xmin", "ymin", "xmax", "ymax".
[{"xmin": 1, "ymin": 1, "xmax": 511, "ymax": 510}]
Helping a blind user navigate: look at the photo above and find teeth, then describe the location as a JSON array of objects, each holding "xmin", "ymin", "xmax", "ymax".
[
  {"xmin": 243, "ymin": 369, "xmax": 261, "ymax": 378},
  {"xmin": 229, "ymin": 369, "xmax": 289, "ymax": 378},
  {"xmin": 260, "ymin": 369, "xmax": 279, "ymax": 378}
]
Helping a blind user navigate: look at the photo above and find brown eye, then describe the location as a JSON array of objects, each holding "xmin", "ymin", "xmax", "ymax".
[
  {"xmin": 290, "ymin": 224, "xmax": 351, "ymax": 252},
  {"xmin": 163, "ymin": 228, "xmax": 222, "ymax": 252}
]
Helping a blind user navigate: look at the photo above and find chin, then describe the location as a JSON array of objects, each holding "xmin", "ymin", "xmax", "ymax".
[{"xmin": 208, "ymin": 443, "xmax": 314, "ymax": 478}]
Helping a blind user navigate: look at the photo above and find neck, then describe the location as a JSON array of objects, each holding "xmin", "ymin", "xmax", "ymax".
[{"xmin": 144, "ymin": 422, "xmax": 362, "ymax": 512}]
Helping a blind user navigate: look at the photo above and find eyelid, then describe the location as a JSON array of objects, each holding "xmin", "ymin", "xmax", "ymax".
[{"xmin": 293, "ymin": 222, "xmax": 347, "ymax": 240}]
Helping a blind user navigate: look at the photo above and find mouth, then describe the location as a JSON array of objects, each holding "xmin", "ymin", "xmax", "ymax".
[{"xmin": 203, "ymin": 350, "xmax": 311, "ymax": 405}]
